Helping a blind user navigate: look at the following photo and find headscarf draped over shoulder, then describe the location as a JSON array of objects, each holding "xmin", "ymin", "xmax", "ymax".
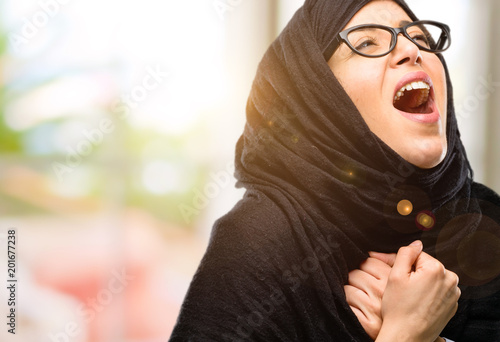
[{"xmin": 171, "ymin": 1, "xmax": 500, "ymax": 340}]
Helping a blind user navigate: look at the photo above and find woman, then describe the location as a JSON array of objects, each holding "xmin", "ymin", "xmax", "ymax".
[{"xmin": 170, "ymin": 0, "xmax": 500, "ymax": 341}]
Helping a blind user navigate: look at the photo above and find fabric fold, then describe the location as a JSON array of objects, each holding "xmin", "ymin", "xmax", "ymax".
[{"xmin": 171, "ymin": 1, "xmax": 500, "ymax": 340}]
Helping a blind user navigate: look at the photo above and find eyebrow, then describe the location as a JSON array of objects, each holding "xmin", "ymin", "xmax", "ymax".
[
  {"xmin": 353, "ymin": 27, "xmax": 380, "ymax": 32},
  {"xmin": 399, "ymin": 20, "xmax": 412, "ymax": 27}
]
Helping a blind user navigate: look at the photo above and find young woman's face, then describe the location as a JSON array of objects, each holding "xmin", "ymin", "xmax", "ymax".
[{"xmin": 328, "ymin": 0, "xmax": 448, "ymax": 169}]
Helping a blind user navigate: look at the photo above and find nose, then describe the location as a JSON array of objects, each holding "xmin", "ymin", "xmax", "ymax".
[{"xmin": 390, "ymin": 33, "xmax": 423, "ymax": 67}]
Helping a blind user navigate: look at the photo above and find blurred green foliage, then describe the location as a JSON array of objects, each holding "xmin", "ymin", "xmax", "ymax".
[
  {"xmin": 0, "ymin": 12, "xmax": 23, "ymax": 153},
  {"xmin": 0, "ymin": 7, "xmax": 208, "ymax": 229}
]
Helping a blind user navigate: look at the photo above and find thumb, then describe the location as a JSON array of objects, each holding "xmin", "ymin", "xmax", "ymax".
[{"xmin": 391, "ymin": 240, "xmax": 423, "ymax": 277}]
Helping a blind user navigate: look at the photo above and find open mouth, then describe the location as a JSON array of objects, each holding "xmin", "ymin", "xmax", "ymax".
[{"xmin": 393, "ymin": 81, "xmax": 433, "ymax": 114}]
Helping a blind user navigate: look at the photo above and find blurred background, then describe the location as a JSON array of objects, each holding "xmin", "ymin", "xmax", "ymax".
[{"xmin": 0, "ymin": 0, "xmax": 498, "ymax": 341}]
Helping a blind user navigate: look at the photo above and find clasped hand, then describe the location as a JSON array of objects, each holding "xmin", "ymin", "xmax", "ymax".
[{"xmin": 344, "ymin": 241, "xmax": 460, "ymax": 342}]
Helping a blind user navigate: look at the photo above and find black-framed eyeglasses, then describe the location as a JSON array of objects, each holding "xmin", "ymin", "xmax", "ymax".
[{"xmin": 323, "ymin": 20, "xmax": 451, "ymax": 60}]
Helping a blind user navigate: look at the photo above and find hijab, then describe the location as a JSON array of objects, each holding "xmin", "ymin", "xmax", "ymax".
[{"xmin": 170, "ymin": 1, "xmax": 500, "ymax": 340}]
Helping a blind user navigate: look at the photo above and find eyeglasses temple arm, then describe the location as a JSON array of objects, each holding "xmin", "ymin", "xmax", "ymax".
[
  {"xmin": 436, "ymin": 31, "xmax": 447, "ymax": 50},
  {"xmin": 323, "ymin": 35, "xmax": 342, "ymax": 61}
]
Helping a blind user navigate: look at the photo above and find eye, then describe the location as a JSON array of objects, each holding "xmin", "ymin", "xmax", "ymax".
[
  {"xmin": 407, "ymin": 27, "xmax": 432, "ymax": 48},
  {"xmin": 347, "ymin": 28, "xmax": 391, "ymax": 55},
  {"xmin": 354, "ymin": 37, "xmax": 378, "ymax": 51},
  {"xmin": 412, "ymin": 34, "xmax": 431, "ymax": 48}
]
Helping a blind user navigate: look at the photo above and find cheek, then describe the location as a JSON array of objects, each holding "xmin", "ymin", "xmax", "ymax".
[
  {"xmin": 425, "ymin": 57, "xmax": 448, "ymax": 111},
  {"xmin": 338, "ymin": 64, "xmax": 383, "ymax": 109}
]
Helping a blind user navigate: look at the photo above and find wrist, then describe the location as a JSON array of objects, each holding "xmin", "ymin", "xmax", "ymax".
[
  {"xmin": 375, "ymin": 324, "xmax": 414, "ymax": 342},
  {"xmin": 376, "ymin": 322, "xmax": 441, "ymax": 342},
  {"xmin": 376, "ymin": 332, "xmax": 441, "ymax": 342}
]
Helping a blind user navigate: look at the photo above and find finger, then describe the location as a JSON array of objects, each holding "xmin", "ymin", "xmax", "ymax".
[
  {"xmin": 368, "ymin": 251, "xmax": 397, "ymax": 267},
  {"xmin": 349, "ymin": 305, "xmax": 372, "ymax": 335},
  {"xmin": 360, "ymin": 257, "xmax": 392, "ymax": 281},
  {"xmin": 348, "ymin": 269, "xmax": 384, "ymax": 298},
  {"xmin": 344, "ymin": 285, "xmax": 371, "ymax": 311},
  {"xmin": 444, "ymin": 270, "xmax": 459, "ymax": 287},
  {"xmin": 391, "ymin": 240, "xmax": 423, "ymax": 277},
  {"xmin": 350, "ymin": 304, "xmax": 368, "ymax": 322},
  {"xmin": 350, "ymin": 305, "xmax": 380, "ymax": 341},
  {"xmin": 344, "ymin": 284, "xmax": 381, "ymax": 320},
  {"xmin": 413, "ymin": 251, "xmax": 445, "ymax": 275},
  {"xmin": 445, "ymin": 271, "xmax": 461, "ymax": 300}
]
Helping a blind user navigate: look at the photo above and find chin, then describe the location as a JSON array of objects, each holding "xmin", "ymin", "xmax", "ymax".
[{"xmin": 402, "ymin": 144, "xmax": 447, "ymax": 169}]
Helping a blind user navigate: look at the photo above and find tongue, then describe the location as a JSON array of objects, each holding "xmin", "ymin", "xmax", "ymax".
[{"xmin": 394, "ymin": 89, "xmax": 429, "ymax": 113}]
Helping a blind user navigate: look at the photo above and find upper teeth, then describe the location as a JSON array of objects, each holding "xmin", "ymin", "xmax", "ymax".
[{"xmin": 394, "ymin": 81, "xmax": 431, "ymax": 102}]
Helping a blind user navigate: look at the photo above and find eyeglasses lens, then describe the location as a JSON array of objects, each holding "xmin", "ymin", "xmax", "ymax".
[{"xmin": 347, "ymin": 23, "xmax": 448, "ymax": 56}]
